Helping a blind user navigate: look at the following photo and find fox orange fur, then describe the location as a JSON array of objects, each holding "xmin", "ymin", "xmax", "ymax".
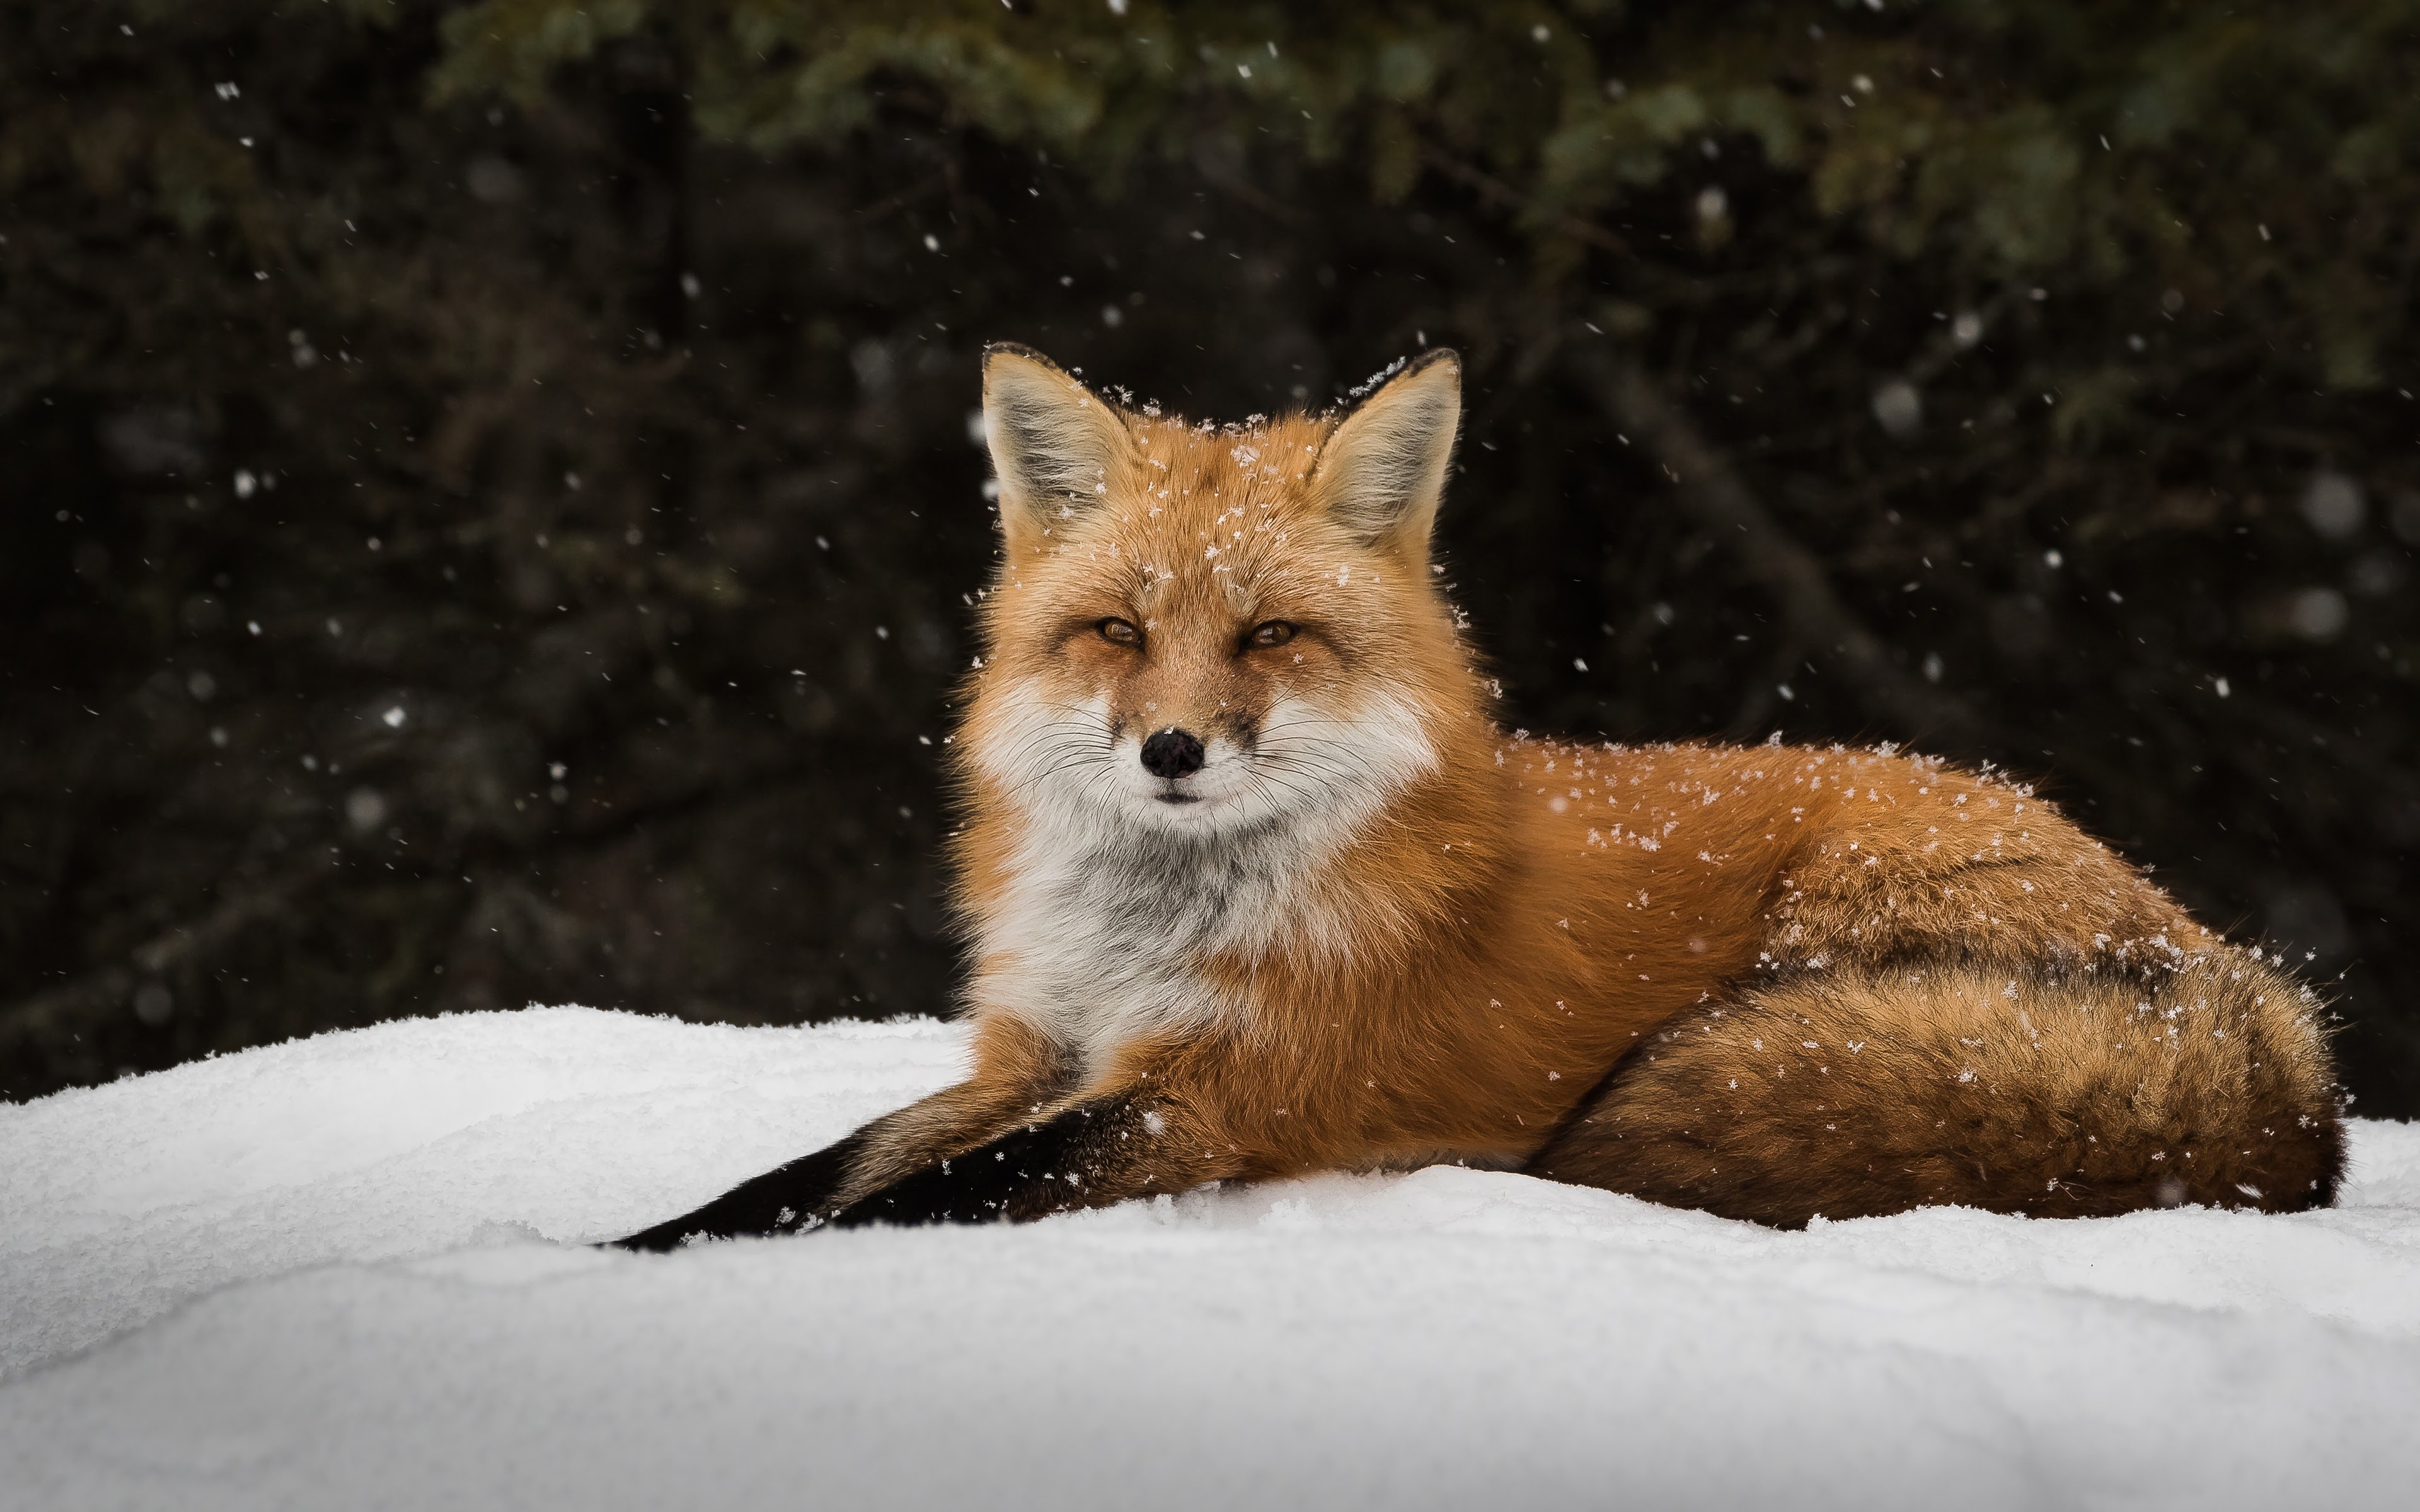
[{"xmin": 617, "ymin": 344, "xmax": 2342, "ymax": 1248}]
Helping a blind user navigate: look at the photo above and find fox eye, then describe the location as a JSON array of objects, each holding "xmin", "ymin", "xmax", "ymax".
[
  {"xmin": 1245, "ymin": 621, "xmax": 1296, "ymax": 650},
  {"xmin": 1097, "ymin": 618, "xmax": 1143, "ymax": 647}
]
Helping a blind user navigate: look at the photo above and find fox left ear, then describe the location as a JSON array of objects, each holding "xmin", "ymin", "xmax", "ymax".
[
  {"xmin": 981, "ymin": 343, "xmax": 1134, "ymax": 554},
  {"xmin": 1310, "ymin": 349, "xmax": 1461, "ymax": 554}
]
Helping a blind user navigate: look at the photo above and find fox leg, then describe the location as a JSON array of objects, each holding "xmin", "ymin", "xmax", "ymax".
[
  {"xmin": 622, "ymin": 1085, "xmax": 1240, "ymax": 1239},
  {"xmin": 613, "ymin": 1125, "xmax": 877, "ymax": 1250},
  {"xmin": 1527, "ymin": 954, "xmax": 2344, "ymax": 1226},
  {"xmin": 823, "ymin": 1089, "xmax": 1240, "ymax": 1227},
  {"xmin": 612, "ymin": 1015, "xmax": 1074, "ymax": 1251}
]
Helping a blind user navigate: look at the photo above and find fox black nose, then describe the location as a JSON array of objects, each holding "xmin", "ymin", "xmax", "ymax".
[{"xmin": 1140, "ymin": 728, "xmax": 1206, "ymax": 779}]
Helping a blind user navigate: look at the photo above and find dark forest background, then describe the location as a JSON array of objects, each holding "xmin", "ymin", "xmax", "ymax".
[{"xmin": 8, "ymin": 0, "xmax": 2420, "ymax": 1116}]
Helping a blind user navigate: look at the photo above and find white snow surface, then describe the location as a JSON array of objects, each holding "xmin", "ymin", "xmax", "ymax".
[{"xmin": 4, "ymin": 1007, "xmax": 2419, "ymax": 1511}]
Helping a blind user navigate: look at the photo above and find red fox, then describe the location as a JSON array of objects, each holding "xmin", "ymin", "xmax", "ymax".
[{"xmin": 618, "ymin": 344, "xmax": 2342, "ymax": 1247}]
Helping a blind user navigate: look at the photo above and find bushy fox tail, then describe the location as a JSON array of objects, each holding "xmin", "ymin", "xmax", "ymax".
[{"xmin": 1529, "ymin": 951, "xmax": 2344, "ymax": 1226}]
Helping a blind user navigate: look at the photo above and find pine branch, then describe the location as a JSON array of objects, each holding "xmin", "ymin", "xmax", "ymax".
[
  {"xmin": 0, "ymin": 855, "xmax": 337, "ymax": 1060},
  {"xmin": 1570, "ymin": 342, "xmax": 1981, "ymax": 747}
]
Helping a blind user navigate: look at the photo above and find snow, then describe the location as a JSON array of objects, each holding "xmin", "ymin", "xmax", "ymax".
[{"xmin": 4, "ymin": 1009, "xmax": 2419, "ymax": 1510}]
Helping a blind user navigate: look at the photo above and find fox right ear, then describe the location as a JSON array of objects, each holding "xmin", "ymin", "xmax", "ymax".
[
  {"xmin": 981, "ymin": 344, "xmax": 1132, "ymax": 553},
  {"xmin": 1310, "ymin": 348, "xmax": 1461, "ymax": 556}
]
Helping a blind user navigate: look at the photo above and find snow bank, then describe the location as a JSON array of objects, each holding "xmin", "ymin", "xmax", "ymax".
[{"xmin": 4, "ymin": 1008, "xmax": 2417, "ymax": 1510}]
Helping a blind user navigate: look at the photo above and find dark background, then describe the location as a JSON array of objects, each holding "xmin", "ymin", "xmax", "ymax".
[{"xmin": 7, "ymin": 1, "xmax": 2419, "ymax": 1116}]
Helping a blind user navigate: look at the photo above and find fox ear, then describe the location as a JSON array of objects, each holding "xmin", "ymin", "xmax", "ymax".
[
  {"xmin": 982, "ymin": 343, "xmax": 1132, "ymax": 551},
  {"xmin": 1311, "ymin": 349, "xmax": 1461, "ymax": 553}
]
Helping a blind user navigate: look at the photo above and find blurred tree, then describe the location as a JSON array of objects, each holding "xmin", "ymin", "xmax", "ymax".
[{"xmin": 6, "ymin": 0, "xmax": 2419, "ymax": 1114}]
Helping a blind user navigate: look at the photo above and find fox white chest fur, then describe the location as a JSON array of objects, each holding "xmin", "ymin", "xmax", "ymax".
[{"xmin": 965, "ymin": 675, "xmax": 1441, "ymax": 1072}]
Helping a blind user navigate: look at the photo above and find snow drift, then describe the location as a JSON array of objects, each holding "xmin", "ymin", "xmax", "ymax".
[{"xmin": 4, "ymin": 1007, "xmax": 2417, "ymax": 1510}]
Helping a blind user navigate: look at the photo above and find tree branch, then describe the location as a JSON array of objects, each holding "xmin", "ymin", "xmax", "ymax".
[
  {"xmin": 1569, "ymin": 341, "xmax": 1981, "ymax": 745},
  {"xmin": 1420, "ymin": 146, "xmax": 1631, "ymax": 256},
  {"xmin": 0, "ymin": 854, "xmax": 337, "ymax": 1058}
]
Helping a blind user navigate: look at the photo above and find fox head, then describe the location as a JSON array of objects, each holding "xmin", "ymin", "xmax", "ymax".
[{"xmin": 959, "ymin": 344, "xmax": 1479, "ymax": 852}]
